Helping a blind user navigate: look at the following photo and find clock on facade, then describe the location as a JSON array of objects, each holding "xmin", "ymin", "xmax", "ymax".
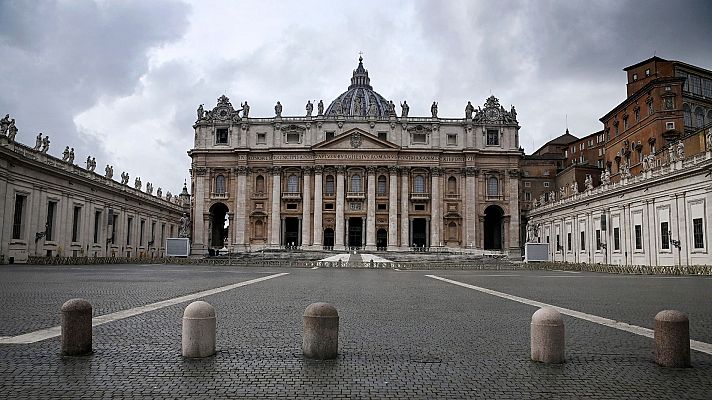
[{"xmin": 485, "ymin": 107, "xmax": 500, "ymax": 121}]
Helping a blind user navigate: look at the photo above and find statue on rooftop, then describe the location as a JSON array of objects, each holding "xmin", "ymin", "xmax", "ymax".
[
  {"xmin": 601, "ymin": 170, "xmax": 611, "ymax": 185},
  {"xmin": 179, "ymin": 213, "xmax": 190, "ymax": 238},
  {"xmin": 146, "ymin": 182, "xmax": 153, "ymax": 194},
  {"xmin": 120, "ymin": 171, "xmax": 129, "ymax": 184},
  {"xmin": 274, "ymin": 101, "xmax": 282, "ymax": 117},
  {"xmin": 40, "ymin": 135, "xmax": 50, "ymax": 153},
  {"xmin": 62, "ymin": 146, "xmax": 70, "ymax": 161},
  {"xmin": 431, "ymin": 101, "xmax": 438, "ymax": 118},
  {"xmin": 105, "ymin": 165, "xmax": 114, "ymax": 179},
  {"xmin": 706, "ymin": 128, "xmax": 712, "ymax": 152},
  {"xmin": 197, "ymin": 104, "xmax": 204, "ymax": 120},
  {"xmin": 156, "ymin": 187, "xmax": 162, "ymax": 198},
  {"xmin": 166, "ymin": 191, "xmax": 172, "ymax": 201},
  {"xmin": 241, "ymin": 101, "xmax": 250, "ymax": 118},
  {"xmin": 668, "ymin": 145, "xmax": 676, "ymax": 163},
  {"xmin": 388, "ymin": 100, "xmax": 396, "ymax": 117},
  {"xmin": 677, "ymin": 140, "xmax": 685, "ymax": 160},
  {"xmin": 465, "ymin": 101, "xmax": 475, "ymax": 119},
  {"xmin": 584, "ymin": 174, "xmax": 593, "ymax": 191},
  {"xmin": 7, "ymin": 119, "xmax": 17, "ymax": 141},
  {"xmin": 34, "ymin": 132, "xmax": 43, "ymax": 150},
  {"xmin": 0, "ymin": 114, "xmax": 9, "ymax": 135},
  {"xmin": 68, "ymin": 148, "xmax": 74, "ymax": 164},
  {"xmin": 570, "ymin": 181, "xmax": 579, "ymax": 195},
  {"xmin": 401, "ymin": 101, "xmax": 409, "ymax": 118},
  {"xmin": 317, "ymin": 100, "xmax": 324, "ymax": 116},
  {"xmin": 134, "ymin": 177, "xmax": 142, "ymax": 190},
  {"xmin": 306, "ymin": 100, "xmax": 313, "ymax": 117}
]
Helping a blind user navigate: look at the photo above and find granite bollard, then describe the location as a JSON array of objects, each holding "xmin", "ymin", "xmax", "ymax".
[
  {"xmin": 531, "ymin": 307, "xmax": 565, "ymax": 364},
  {"xmin": 61, "ymin": 298, "xmax": 93, "ymax": 356},
  {"xmin": 182, "ymin": 301, "xmax": 216, "ymax": 358},
  {"xmin": 302, "ymin": 302, "xmax": 339, "ymax": 360},
  {"xmin": 654, "ymin": 310, "xmax": 690, "ymax": 367}
]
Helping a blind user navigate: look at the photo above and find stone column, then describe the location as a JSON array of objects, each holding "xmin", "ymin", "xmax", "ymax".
[
  {"xmin": 192, "ymin": 167, "xmax": 208, "ymax": 255},
  {"xmin": 234, "ymin": 166, "xmax": 249, "ymax": 250},
  {"xmin": 365, "ymin": 166, "xmax": 377, "ymax": 250},
  {"xmin": 270, "ymin": 166, "xmax": 281, "ymax": 247},
  {"xmin": 464, "ymin": 167, "xmax": 476, "ymax": 249},
  {"xmin": 312, "ymin": 166, "xmax": 323, "ymax": 248},
  {"xmin": 334, "ymin": 166, "xmax": 346, "ymax": 250},
  {"xmin": 400, "ymin": 167, "xmax": 410, "ymax": 248},
  {"xmin": 301, "ymin": 167, "xmax": 312, "ymax": 248},
  {"xmin": 430, "ymin": 167, "xmax": 441, "ymax": 248},
  {"xmin": 387, "ymin": 166, "xmax": 399, "ymax": 251},
  {"xmin": 507, "ymin": 169, "xmax": 521, "ymax": 257}
]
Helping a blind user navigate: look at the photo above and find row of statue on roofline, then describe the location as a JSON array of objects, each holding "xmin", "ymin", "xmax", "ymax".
[
  {"xmin": 533, "ymin": 133, "xmax": 712, "ymax": 209},
  {"xmin": 0, "ymin": 114, "xmax": 183, "ymax": 205},
  {"xmin": 195, "ymin": 95, "xmax": 518, "ymax": 123}
]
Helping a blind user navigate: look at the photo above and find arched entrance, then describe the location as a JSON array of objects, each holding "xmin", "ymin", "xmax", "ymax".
[
  {"xmin": 376, "ymin": 228, "xmax": 387, "ymax": 248},
  {"xmin": 323, "ymin": 228, "xmax": 335, "ymax": 248},
  {"xmin": 484, "ymin": 205, "xmax": 504, "ymax": 250},
  {"xmin": 209, "ymin": 202, "xmax": 229, "ymax": 247}
]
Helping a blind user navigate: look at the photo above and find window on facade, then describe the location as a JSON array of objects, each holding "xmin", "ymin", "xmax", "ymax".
[
  {"xmin": 448, "ymin": 222, "xmax": 457, "ymax": 240},
  {"xmin": 596, "ymin": 229, "xmax": 601, "ymax": 250},
  {"xmin": 695, "ymin": 107, "xmax": 705, "ymax": 128},
  {"xmin": 46, "ymin": 201, "xmax": 57, "ymax": 241},
  {"xmin": 127, "ymin": 217, "xmax": 133, "ymax": 245},
  {"xmin": 664, "ymin": 97, "xmax": 674, "ymax": 110},
  {"xmin": 632, "ymin": 73, "xmax": 638, "ymax": 81},
  {"xmin": 645, "ymin": 68, "xmax": 650, "ymax": 77},
  {"xmin": 690, "ymin": 75, "xmax": 702, "ymax": 95},
  {"xmin": 525, "ymin": 192, "xmax": 531, "ymax": 201},
  {"xmin": 486, "ymin": 130, "xmax": 499, "ymax": 146},
  {"xmin": 255, "ymin": 175, "xmax": 265, "ymax": 193},
  {"xmin": 286, "ymin": 132, "xmax": 300, "ymax": 143},
  {"xmin": 567, "ymin": 232, "xmax": 572, "ymax": 252},
  {"xmin": 216, "ymin": 128, "xmax": 228, "ymax": 144},
  {"xmin": 377, "ymin": 203, "xmax": 387, "ymax": 211},
  {"xmin": 524, "ymin": 181, "xmax": 531, "ymax": 187},
  {"xmin": 623, "ymin": 117, "xmax": 628, "ymax": 130},
  {"xmin": 447, "ymin": 176, "xmax": 457, "ymax": 194},
  {"xmin": 647, "ymin": 99, "xmax": 654, "ymax": 115},
  {"xmin": 287, "ymin": 174, "xmax": 299, "ymax": 192},
  {"xmin": 377, "ymin": 132, "xmax": 387, "ymax": 141},
  {"xmin": 324, "ymin": 203, "xmax": 334, "ymax": 210},
  {"xmin": 111, "ymin": 214, "xmax": 118, "ymax": 244},
  {"xmin": 151, "ymin": 222, "xmax": 156, "ymax": 245},
  {"xmin": 257, "ymin": 133, "xmax": 266, "ymax": 144},
  {"xmin": 693, "ymin": 218, "xmax": 704, "ymax": 249},
  {"xmin": 704, "ymin": 78, "xmax": 712, "ymax": 98},
  {"xmin": 140, "ymin": 220, "xmax": 145, "ymax": 245},
  {"xmin": 556, "ymin": 234, "xmax": 561, "ymax": 251},
  {"xmin": 377, "ymin": 175, "xmax": 387, "ymax": 194},
  {"xmin": 543, "ymin": 181, "xmax": 550, "ymax": 188},
  {"xmin": 351, "ymin": 174, "xmax": 362, "ymax": 192},
  {"xmin": 412, "ymin": 133, "xmax": 427, "ymax": 144},
  {"xmin": 94, "ymin": 210, "xmax": 102, "ymax": 244},
  {"xmin": 325, "ymin": 175, "xmax": 335, "ymax": 195},
  {"xmin": 326, "ymin": 131, "xmax": 335, "ymax": 141},
  {"xmin": 161, "ymin": 223, "xmax": 165, "ymax": 246},
  {"xmin": 632, "ymin": 224, "xmax": 642, "ymax": 250},
  {"xmin": 413, "ymin": 175, "xmax": 425, "ymax": 193},
  {"xmin": 12, "ymin": 194, "xmax": 26, "ymax": 240},
  {"xmin": 660, "ymin": 222, "xmax": 670, "ymax": 249},
  {"xmin": 286, "ymin": 203, "xmax": 298, "ymax": 210},
  {"xmin": 487, "ymin": 177, "xmax": 499, "ymax": 196},
  {"xmin": 72, "ymin": 206, "xmax": 81, "ymax": 242},
  {"xmin": 635, "ymin": 109, "xmax": 640, "ymax": 122},
  {"xmin": 414, "ymin": 204, "xmax": 425, "ymax": 211},
  {"xmin": 580, "ymin": 231, "xmax": 585, "ymax": 250},
  {"xmin": 683, "ymin": 104, "xmax": 692, "ymax": 127},
  {"xmin": 215, "ymin": 175, "xmax": 226, "ymax": 194},
  {"xmin": 613, "ymin": 227, "xmax": 620, "ymax": 251},
  {"xmin": 447, "ymin": 134, "xmax": 457, "ymax": 145}
]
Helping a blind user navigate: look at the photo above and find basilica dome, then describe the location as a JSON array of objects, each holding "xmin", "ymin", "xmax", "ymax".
[{"xmin": 325, "ymin": 57, "xmax": 391, "ymax": 118}]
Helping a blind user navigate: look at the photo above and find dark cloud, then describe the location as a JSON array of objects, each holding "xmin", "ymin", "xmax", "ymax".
[{"xmin": 0, "ymin": 0, "xmax": 189, "ymax": 168}]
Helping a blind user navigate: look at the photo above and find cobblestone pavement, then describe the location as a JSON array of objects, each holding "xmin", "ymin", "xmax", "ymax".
[{"xmin": 0, "ymin": 264, "xmax": 711, "ymax": 399}]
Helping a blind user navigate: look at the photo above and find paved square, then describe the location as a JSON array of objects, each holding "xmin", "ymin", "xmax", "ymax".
[{"xmin": 1, "ymin": 264, "xmax": 711, "ymax": 399}]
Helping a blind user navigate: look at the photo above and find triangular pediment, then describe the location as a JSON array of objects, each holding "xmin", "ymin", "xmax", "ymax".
[{"xmin": 312, "ymin": 128, "xmax": 400, "ymax": 150}]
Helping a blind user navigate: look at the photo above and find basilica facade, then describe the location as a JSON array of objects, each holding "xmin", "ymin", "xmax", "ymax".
[{"xmin": 189, "ymin": 58, "xmax": 523, "ymax": 256}]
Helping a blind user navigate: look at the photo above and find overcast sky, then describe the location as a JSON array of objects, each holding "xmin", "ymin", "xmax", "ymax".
[{"xmin": 1, "ymin": 0, "xmax": 711, "ymax": 194}]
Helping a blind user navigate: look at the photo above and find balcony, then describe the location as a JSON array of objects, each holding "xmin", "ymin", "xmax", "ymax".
[
  {"xmin": 410, "ymin": 192, "xmax": 430, "ymax": 201},
  {"xmin": 346, "ymin": 191, "xmax": 365, "ymax": 199},
  {"xmin": 444, "ymin": 193, "xmax": 460, "ymax": 200},
  {"xmin": 211, "ymin": 192, "xmax": 229, "ymax": 200},
  {"xmin": 281, "ymin": 192, "xmax": 301, "ymax": 200}
]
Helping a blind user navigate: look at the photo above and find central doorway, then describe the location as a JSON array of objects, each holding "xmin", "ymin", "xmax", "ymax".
[
  {"xmin": 484, "ymin": 205, "xmax": 504, "ymax": 250},
  {"xmin": 412, "ymin": 218, "xmax": 427, "ymax": 248},
  {"xmin": 284, "ymin": 217, "xmax": 300, "ymax": 247},
  {"xmin": 348, "ymin": 217, "xmax": 363, "ymax": 247},
  {"xmin": 323, "ymin": 228, "xmax": 334, "ymax": 248},
  {"xmin": 376, "ymin": 228, "xmax": 387, "ymax": 249}
]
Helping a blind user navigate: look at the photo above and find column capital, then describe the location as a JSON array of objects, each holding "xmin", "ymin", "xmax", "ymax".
[
  {"xmin": 388, "ymin": 165, "xmax": 400, "ymax": 175},
  {"xmin": 194, "ymin": 167, "xmax": 208, "ymax": 176},
  {"xmin": 302, "ymin": 166, "xmax": 313, "ymax": 175},
  {"xmin": 269, "ymin": 166, "xmax": 282, "ymax": 176},
  {"xmin": 431, "ymin": 166, "xmax": 443, "ymax": 176},
  {"xmin": 234, "ymin": 166, "xmax": 250, "ymax": 175},
  {"xmin": 462, "ymin": 167, "xmax": 479, "ymax": 176},
  {"xmin": 313, "ymin": 165, "xmax": 324, "ymax": 174},
  {"xmin": 400, "ymin": 166, "xmax": 411, "ymax": 176},
  {"xmin": 366, "ymin": 165, "xmax": 377, "ymax": 174},
  {"xmin": 336, "ymin": 165, "xmax": 347, "ymax": 174}
]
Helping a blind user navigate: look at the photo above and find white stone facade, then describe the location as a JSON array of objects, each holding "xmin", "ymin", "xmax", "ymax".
[
  {"xmin": 0, "ymin": 134, "xmax": 187, "ymax": 264},
  {"xmin": 189, "ymin": 59, "xmax": 523, "ymax": 256},
  {"xmin": 527, "ymin": 140, "xmax": 712, "ymax": 266}
]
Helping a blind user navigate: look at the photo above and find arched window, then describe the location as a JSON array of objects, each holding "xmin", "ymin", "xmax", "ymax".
[
  {"xmin": 487, "ymin": 176, "xmax": 499, "ymax": 196},
  {"xmin": 351, "ymin": 174, "xmax": 362, "ymax": 192},
  {"xmin": 255, "ymin": 175, "xmax": 265, "ymax": 193},
  {"xmin": 215, "ymin": 175, "xmax": 226, "ymax": 194},
  {"xmin": 683, "ymin": 104, "xmax": 692, "ymax": 127},
  {"xmin": 447, "ymin": 176, "xmax": 457, "ymax": 194},
  {"xmin": 325, "ymin": 175, "xmax": 335, "ymax": 195},
  {"xmin": 448, "ymin": 221, "xmax": 457, "ymax": 240},
  {"xmin": 287, "ymin": 174, "xmax": 299, "ymax": 192},
  {"xmin": 695, "ymin": 107, "xmax": 705, "ymax": 128},
  {"xmin": 377, "ymin": 175, "xmax": 387, "ymax": 194},
  {"xmin": 414, "ymin": 175, "xmax": 425, "ymax": 193}
]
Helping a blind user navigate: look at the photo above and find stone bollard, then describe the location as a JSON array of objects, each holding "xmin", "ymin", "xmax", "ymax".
[
  {"xmin": 302, "ymin": 302, "xmax": 339, "ymax": 360},
  {"xmin": 654, "ymin": 310, "xmax": 690, "ymax": 367},
  {"xmin": 182, "ymin": 301, "xmax": 216, "ymax": 358},
  {"xmin": 531, "ymin": 307, "xmax": 565, "ymax": 363},
  {"xmin": 61, "ymin": 298, "xmax": 93, "ymax": 356}
]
